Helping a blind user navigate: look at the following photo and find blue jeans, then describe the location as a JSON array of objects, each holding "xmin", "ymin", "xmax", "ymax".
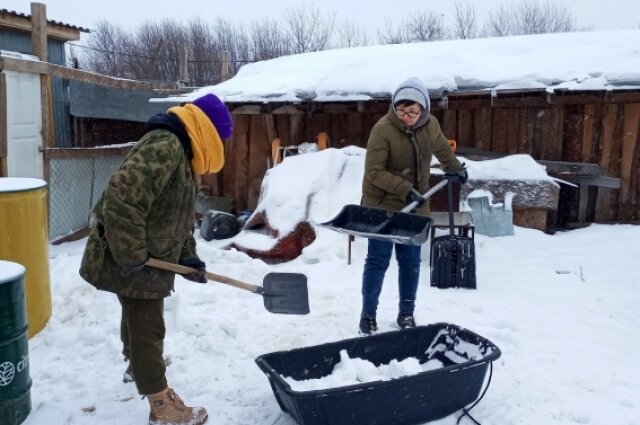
[{"xmin": 361, "ymin": 239, "xmax": 422, "ymax": 318}]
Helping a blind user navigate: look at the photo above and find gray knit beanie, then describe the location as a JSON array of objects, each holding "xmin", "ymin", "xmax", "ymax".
[
  {"xmin": 393, "ymin": 87, "xmax": 427, "ymax": 109},
  {"xmin": 392, "ymin": 77, "xmax": 431, "ymax": 117}
]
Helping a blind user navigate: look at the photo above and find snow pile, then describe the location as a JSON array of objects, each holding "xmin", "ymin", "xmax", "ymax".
[
  {"xmin": 220, "ymin": 148, "xmax": 552, "ymax": 243},
  {"xmin": 256, "ymin": 146, "xmax": 363, "ymax": 233},
  {"xmin": 162, "ymin": 30, "xmax": 640, "ymax": 104},
  {"xmin": 424, "ymin": 328, "xmax": 490, "ymax": 363},
  {"xmin": 284, "ymin": 349, "xmax": 444, "ymax": 392},
  {"xmin": 459, "ymin": 154, "xmax": 553, "ymax": 182},
  {"xmin": 19, "ymin": 219, "xmax": 640, "ymax": 425}
]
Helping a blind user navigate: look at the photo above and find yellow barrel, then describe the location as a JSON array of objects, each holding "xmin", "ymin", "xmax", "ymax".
[{"xmin": 0, "ymin": 178, "xmax": 52, "ymax": 338}]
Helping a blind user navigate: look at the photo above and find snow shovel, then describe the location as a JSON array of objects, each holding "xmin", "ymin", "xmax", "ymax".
[
  {"xmin": 430, "ymin": 175, "xmax": 476, "ymax": 289},
  {"xmin": 145, "ymin": 258, "xmax": 309, "ymax": 315},
  {"xmin": 318, "ymin": 179, "xmax": 448, "ymax": 246}
]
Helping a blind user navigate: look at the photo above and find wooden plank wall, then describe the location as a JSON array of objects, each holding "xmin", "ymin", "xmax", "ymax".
[
  {"xmin": 431, "ymin": 101, "xmax": 638, "ymax": 223},
  {"xmin": 219, "ymin": 98, "xmax": 640, "ymax": 224}
]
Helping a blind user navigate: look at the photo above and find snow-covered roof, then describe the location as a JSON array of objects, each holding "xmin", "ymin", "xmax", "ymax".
[
  {"xmin": 166, "ymin": 29, "xmax": 640, "ymax": 104},
  {"xmin": 0, "ymin": 8, "xmax": 91, "ymax": 34}
]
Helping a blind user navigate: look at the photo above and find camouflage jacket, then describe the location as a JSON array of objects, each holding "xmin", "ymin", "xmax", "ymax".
[
  {"xmin": 79, "ymin": 129, "xmax": 197, "ymax": 299},
  {"xmin": 361, "ymin": 110, "xmax": 461, "ymax": 216}
]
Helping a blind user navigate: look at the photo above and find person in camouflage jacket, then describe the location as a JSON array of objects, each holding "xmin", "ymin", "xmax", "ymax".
[
  {"xmin": 79, "ymin": 93, "xmax": 233, "ymax": 425},
  {"xmin": 358, "ymin": 77, "xmax": 467, "ymax": 336}
]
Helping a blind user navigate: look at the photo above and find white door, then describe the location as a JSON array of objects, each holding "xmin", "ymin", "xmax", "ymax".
[{"xmin": 5, "ymin": 70, "xmax": 43, "ymax": 178}]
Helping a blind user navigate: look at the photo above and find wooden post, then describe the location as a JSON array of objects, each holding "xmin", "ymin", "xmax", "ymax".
[
  {"xmin": 263, "ymin": 114, "xmax": 276, "ymax": 142},
  {"xmin": 31, "ymin": 3, "xmax": 48, "ymax": 62},
  {"xmin": 220, "ymin": 51, "xmax": 230, "ymax": 81},
  {"xmin": 40, "ymin": 73, "xmax": 54, "ymax": 145},
  {"xmin": 290, "ymin": 113, "xmax": 302, "ymax": 145},
  {"xmin": 0, "ymin": 72, "xmax": 7, "ymax": 176},
  {"xmin": 28, "ymin": 4, "xmax": 56, "ymax": 151},
  {"xmin": 178, "ymin": 44, "xmax": 188, "ymax": 86}
]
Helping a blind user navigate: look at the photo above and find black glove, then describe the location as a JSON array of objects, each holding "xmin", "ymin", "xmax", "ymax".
[
  {"xmin": 405, "ymin": 188, "xmax": 426, "ymax": 207},
  {"xmin": 178, "ymin": 256, "xmax": 207, "ymax": 283},
  {"xmin": 120, "ymin": 259, "xmax": 147, "ymax": 277},
  {"xmin": 446, "ymin": 163, "xmax": 468, "ymax": 184}
]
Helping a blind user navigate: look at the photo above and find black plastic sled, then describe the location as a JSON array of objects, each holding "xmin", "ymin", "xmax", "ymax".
[
  {"xmin": 255, "ymin": 323, "xmax": 501, "ymax": 425},
  {"xmin": 318, "ymin": 180, "xmax": 447, "ymax": 246}
]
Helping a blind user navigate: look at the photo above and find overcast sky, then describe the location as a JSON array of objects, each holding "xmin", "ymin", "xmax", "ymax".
[{"xmin": 4, "ymin": 0, "xmax": 640, "ymax": 37}]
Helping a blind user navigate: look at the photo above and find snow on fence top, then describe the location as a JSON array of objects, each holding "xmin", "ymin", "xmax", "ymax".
[{"xmin": 164, "ymin": 30, "xmax": 640, "ymax": 104}]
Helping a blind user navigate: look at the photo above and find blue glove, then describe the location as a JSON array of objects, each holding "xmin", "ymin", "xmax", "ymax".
[{"xmin": 179, "ymin": 256, "xmax": 207, "ymax": 283}]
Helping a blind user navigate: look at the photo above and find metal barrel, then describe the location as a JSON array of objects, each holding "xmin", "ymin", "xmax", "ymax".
[
  {"xmin": 0, "ymin": 260, "xmax": 32, "ymax": 425},
  {"xmin": 0, "ymin": 178, "xmax": 52, "ymax": 337}
]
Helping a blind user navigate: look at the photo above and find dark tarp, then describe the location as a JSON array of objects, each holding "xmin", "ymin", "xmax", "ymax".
[{"xmin": 69, "ymin": 80, "xmax": 179, "ymax": 122}]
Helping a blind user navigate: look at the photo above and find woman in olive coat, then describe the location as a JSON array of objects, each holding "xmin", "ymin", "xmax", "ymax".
[{"xmin": 359, "ymin": 77, "xmax": 466, "ymax": 334}]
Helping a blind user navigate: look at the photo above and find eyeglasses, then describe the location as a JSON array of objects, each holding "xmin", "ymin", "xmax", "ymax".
[{"xmin": 396, "ymin": 109, "xmax": 421, "ymax": 118}]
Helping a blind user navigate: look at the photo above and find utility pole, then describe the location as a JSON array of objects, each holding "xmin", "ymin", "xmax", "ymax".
[
  {"xmin": 220, "ymin": 51, "xmax": 230, "ymax": 81},
  {"xmin": 178, "ymin": 44, "xmax": 189, "ymax": 87}
]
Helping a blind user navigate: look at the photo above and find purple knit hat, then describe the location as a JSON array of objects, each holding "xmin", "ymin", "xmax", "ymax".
[{"xmin": 192, "ymin": 94, "xmax": 234, "ymax": 139}]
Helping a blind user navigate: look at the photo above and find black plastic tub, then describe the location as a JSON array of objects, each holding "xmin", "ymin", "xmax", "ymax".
[{"xmin": 255, "ymin": 323, "xmax": 500, "ymax": 425}]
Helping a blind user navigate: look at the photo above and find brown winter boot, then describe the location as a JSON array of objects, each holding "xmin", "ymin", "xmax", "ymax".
[{"xmin": 147, "ymin": 387, "xmax": 208, "ymax": 425}]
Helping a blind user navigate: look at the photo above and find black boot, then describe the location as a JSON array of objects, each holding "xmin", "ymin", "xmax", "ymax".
[
  {"xmin": 359, "ymin": 317, "xmax": 378, "ymax": 335},
  {"xmin": 396, "ymin": 313, "xmax": 416, "ymax": 329}
]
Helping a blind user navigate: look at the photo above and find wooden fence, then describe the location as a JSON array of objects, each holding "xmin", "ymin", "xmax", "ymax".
[{"xmin": 213, "ymin": 89, "xmax": 639, "ymax": 226}]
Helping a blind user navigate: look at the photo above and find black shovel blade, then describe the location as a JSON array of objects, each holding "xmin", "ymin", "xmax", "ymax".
[
  {"xmin": 262, "ymin": 273, "xmax": 310, "ymax": 315},
  {"xmin": 319, "ymin": 204, "xmax": 432, "ymax": 246}
]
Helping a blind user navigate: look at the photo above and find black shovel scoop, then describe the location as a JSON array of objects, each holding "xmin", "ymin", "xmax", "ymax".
[
  {"xmin": 318, "ymin": 179, "xmax": 448, "ymax": 246},
  {"xmin": 146, "ymin": 258, "xmax": 309, "ymax": 315}
]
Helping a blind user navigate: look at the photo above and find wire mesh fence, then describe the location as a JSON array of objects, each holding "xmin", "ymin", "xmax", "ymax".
[{"xmin": 48, "ymin": 151, "xmax": 127, "ymax": 240}]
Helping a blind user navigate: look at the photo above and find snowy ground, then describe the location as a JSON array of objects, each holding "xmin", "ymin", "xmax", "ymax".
[{"xmin": 22, "ymin": 223, "xmax": 640, "ymax": 425}]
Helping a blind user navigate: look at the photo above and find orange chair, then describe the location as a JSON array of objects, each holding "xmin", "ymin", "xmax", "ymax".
[
  {"xmin": 271, "ymin": 138, "xmax": 282, "ymax": 165},
  {"xmin": 316, "ymin": 132, "xmax": 330, "ymax": 150}
]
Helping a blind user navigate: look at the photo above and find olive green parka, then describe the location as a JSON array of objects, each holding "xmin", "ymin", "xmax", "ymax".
[
  {"xmin": 79, "ymin": 128, "xmax": 198, "ymax": 299},
  {"xmin": 361, "ymin": 109, "xmax": 461, "ymax": 216}
]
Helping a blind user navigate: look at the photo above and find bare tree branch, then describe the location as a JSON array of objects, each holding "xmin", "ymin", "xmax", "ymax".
[
  {"xmin": 285, "ymin": 4, "xmax": 336, "ymax": 53},
  {"xmin": 405, "ymin": 10, "xmax": 446, "ymax": 42},
  {"xmin": 337, "ymin": 20, "xmax": 368, "ymax": 47},
  {"xmin": 483, "ymin": 0, "xmax": 575, "ymax": 37},
  {"xmin": 377, "ymin": 19, "xmax": 407, "ymax": 44},
  {"xmin": 452, "ymin": 1, "xmax": 478, "ymax": 39},
  {"xmin": 483, "ymin": 5, "xmax": 514, "ymax": 37},
  {"xmin": 250, "ymin": 18, "xmax": 291, "ymax": 61}
]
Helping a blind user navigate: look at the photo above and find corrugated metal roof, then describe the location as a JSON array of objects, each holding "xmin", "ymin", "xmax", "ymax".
[{"xmin": 0, "ymin": 8, "xmax": 90, "ymax": 33}]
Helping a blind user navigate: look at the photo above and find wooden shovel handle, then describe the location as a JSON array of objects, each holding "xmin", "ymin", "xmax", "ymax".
[{"xmin": 145, "ymin": 258, "xmax": 261, "ymax": 294}]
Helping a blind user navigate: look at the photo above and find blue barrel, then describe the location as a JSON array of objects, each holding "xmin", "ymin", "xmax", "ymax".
[{"xmin": 0, "ymin": 260, "xmax": 31, "ymax": 425}]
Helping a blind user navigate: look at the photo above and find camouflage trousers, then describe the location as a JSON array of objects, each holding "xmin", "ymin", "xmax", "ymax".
[{"xmin": 118, "ymin": 295, "xmax": 167, "ymax": 395}]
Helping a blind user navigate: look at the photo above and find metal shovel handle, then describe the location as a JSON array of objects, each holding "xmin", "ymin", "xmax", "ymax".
[
  {"xmin": 400, "ymin": 179, "xmax": 448, "ymax": 213},
  {"xmin": 146, "ymin": 258, "xmax": 262, "ymax": 294}
]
